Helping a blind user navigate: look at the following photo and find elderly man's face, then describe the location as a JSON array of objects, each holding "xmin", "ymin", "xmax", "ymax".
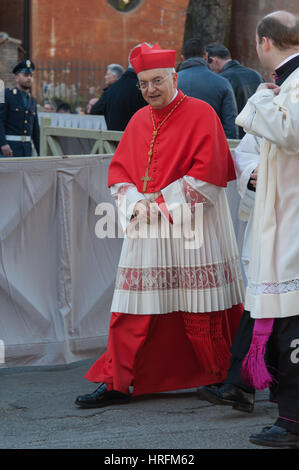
[
  {"xmin": 43, "ymin": 104, "xmax": 55, "ymax": 113},
  {"xmin": 104, "ymin": 68, "xmax": 118, "ymax": 87},
  {"xmin": 137, "ymin": 68, "xmax": 177, "ymax": 109}
]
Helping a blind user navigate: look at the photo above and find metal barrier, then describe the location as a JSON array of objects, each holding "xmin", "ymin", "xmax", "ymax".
[{"xmin": 34, "ymin": 58, "xmax": 105, "ymax": 107}]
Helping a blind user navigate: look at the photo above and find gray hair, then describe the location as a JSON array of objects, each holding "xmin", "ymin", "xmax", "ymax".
[
  {"xmin": 164, "ymin": 67, "xmax": 176, "ymax": 74},
  {"xmin": 107, "ymin": 63, "xmax": 125, "ymax": 79}
]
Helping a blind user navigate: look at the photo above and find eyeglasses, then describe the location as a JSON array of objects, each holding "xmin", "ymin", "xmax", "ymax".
[
  {"xmin": 207, "ymin": 57, "xmax": 213, "ymax": 64},
  {"xmin": 136, "ymin": 73, "xmax": 173, "ymax": 90}
]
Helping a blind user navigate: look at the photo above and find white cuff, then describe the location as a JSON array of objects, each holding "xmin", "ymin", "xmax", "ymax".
[{"xmin": 111, "ymin": 183, "xmax": 145, "ymax": 233}]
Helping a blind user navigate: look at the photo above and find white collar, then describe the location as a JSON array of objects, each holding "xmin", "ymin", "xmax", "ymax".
[{"xmin": 167, "ymin": 89, "xmax": 178, "ymax": 105}]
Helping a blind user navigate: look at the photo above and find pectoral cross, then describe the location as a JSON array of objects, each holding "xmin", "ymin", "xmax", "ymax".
[{"xmin": 141, "ymin": 167, "xmax": 151, "ymax": 192}]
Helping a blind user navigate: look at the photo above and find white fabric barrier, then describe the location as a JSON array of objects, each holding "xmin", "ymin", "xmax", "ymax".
[
  {"xmin": 38, "ymin": 112, "xmax": 107, "ymax": 130},
  {"xmin": 0, "ymin": 155, "xmax": 122, "ymax": 367},
  {"xmin": 0, "ymin": 154, "xmax": 245, "ymax": 368}
]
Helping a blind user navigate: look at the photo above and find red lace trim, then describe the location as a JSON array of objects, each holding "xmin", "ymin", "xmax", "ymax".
[
  {"xmin": 183, "ymin": 179, "xmax": 207, "ymax": 206},
  {"xmin": 117, "ymin": 184, "xmax": 135, "ymax": 196},
  {"xmin": 115, "ymin": 262, "xmax": 239, "ymax": 291}
]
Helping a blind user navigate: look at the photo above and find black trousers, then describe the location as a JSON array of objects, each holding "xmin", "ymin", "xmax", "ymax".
[
  {"xmin": 225, "ymin": 309, "xmax": 299, "ymax": 435},
  {"xmin": 225, "ymin": 310, "xmax": 255, "ymax": 392}
]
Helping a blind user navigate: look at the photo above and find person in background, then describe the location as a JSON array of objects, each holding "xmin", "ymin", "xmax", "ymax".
[
  {"xmin": 56, "ymin": 102, "xmax": 72, "ymax": 114},
  {"xmin": 104, "ymin": 64, "xmax": 125, "ymax": 88},
  {"xmin": 199, "ymin": 10, "xmax": 299, "ymax": 449},
  {"xmin": 90, "ymin": 47, "xmax": 147, "ymax": 130},
  {"xmin": 85, "ymin": 98, "xmax": 99, "ymax": 114},
  {"xmin": 206, "ymin": 44, "xmax": 264, "ymax": 138},
  {"xmin": 177, "ymin": 38, "xmax": 238, "ymax": 139},
  {"xmin": 75, "ymin": 106, "xmax": 85, "ymax": 115},
  {"xmin": 43, "ymin": 102, "xmax": 56, "ymax": 113},
  {"xmin": 0, "ymin": 59, "xmax": 40, "ymax": 157},
  {"xmin": 90, "ymin": 64, "xmax": 124, "ymax": 117},
  {"xmin": 198, "ymin": 133, "xmax": 261, "ymax": 414}
]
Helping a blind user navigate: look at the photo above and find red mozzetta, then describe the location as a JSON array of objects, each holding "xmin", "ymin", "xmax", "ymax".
[{"xmin": 108, "ymin": 89, "xmax": 236, "ymax": 194}]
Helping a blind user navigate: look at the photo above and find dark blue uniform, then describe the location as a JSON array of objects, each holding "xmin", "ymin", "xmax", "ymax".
[{"xmin": 0, "ymin": 87, "xmax": 40, "ymax": 157}]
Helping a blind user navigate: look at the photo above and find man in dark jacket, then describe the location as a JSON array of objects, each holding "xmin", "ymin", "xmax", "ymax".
[
  {"xmin": 206, "ymin": 44, "xmax": 264, "ymax": 138},
  {"xmin": 89, "ymin": 63, "xmax": 124, "ymax": 115},
  {"xmin": 177, "ymin": 38, "xmax": 238, "ymax": 139},
  {"xmin": 90, "ymin": 51, "xmax": 147, "ymax": 131}
]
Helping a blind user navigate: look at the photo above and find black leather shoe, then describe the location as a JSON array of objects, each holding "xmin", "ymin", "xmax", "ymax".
[
  {"xmin": 75, "ymin": 383, "xmax": 130, "ymax": 408},
  {"xmin": 197, "ymin": 383, "xmax": 254, "ymax": 413},
  {"xmin": 250, "ymin": 425, "xmax": 299, "ymax": 449}
]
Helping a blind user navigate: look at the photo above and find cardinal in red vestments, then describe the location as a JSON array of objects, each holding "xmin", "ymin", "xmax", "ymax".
[{"xmin": 75, "ymin": 43, "xmax": 244, "ymax": 408}]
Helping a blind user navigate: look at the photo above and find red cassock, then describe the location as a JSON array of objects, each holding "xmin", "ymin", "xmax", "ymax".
[{"xmin": 85, "ymin": 90, "xmax": 243, "ymax": 396}]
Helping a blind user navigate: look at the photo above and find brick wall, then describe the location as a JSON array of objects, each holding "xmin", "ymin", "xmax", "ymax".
[
  {"xmin": 1, "ymin": 0, "xmax": 299, "ymax": 83},
  {"xmin": 0, "ymin": 0, "xmax": 24, "ymax": 43},
  {"xmin": 31, "ymin": 0, "xmax": 189, "ymax": 77},
  {"xmin": 2, "ymin": 0, "xmax": 298, "ymax": 99},
  {"xmin": 0, "ymin": 38, "xmax": 21, "ymax": 89}
]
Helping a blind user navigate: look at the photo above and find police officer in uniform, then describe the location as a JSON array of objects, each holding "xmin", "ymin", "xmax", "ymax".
[{"xmin": 0, "ymin": 59, "xmax": 40, "ymax": 157}]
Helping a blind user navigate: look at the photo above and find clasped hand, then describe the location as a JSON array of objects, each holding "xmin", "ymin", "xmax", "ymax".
[{"xmin": 132, "ymin": 199, "xmax": 159, "ymax": 224}]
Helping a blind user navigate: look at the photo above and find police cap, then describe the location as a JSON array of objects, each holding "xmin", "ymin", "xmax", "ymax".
[{"xmin": 13, "ymin": 59, "xmax": 35, "ymax": 75}]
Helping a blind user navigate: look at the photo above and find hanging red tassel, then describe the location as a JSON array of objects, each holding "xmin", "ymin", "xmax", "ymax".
[
  {"xmin": 183, "ymin": 312, "xmax": 231, "ymax": 377},
  {"xmin": 242, "ymin": 318, "xmax": 275, "ymax": 390}
]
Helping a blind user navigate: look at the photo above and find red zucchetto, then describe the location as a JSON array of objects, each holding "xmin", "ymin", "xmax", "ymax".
[{"xmin": 130, "ymin": 43, "xmax": 176, "ymax": 74}]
